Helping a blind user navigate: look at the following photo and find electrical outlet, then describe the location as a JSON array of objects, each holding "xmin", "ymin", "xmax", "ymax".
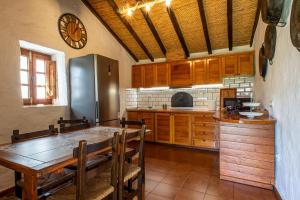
[{"xmin": 276, "ymin": 153, "xmax": 281, "ymax": 162}]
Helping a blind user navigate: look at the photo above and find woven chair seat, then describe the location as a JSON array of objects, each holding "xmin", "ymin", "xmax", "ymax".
[
  {"xmin": 17, "ymin": 168, "xmax": 75, "ymax": 194},
  {"xmin": 123, "ymin": 163, "xmax": 141, "ymax": 183},
  {"xmin": 49, "ymin": 167, "xmax": 114, "ymax": 200},
  {"xmin": 66, "ymin": 154, "xmax": 110, "ymax": 171}
]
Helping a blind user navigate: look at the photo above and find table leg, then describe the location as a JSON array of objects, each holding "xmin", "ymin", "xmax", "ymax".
[{"xmin": 22, "ymin": 173, "xmax": 38, "ymax": 200}]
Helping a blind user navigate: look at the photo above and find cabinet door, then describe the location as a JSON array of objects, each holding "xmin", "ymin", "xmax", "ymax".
[
  {"xmin": 222, "ymin": 55, "xmax": 238, "ymax": 77},
  {"xmin": 220, "ymin": 88, "xmax": 237, "ymax": 108},
  {"xmin": 207, "ymin": 57, "xmax": 222, "ymax": 84},
  {"xmin": 127, "ymin": 111, "xmax": 140, "ymax": 129},
  {"xmin": 155, "ymin": 113, "xmax": 171, "ymax": 143},
  {"xmin": 169, "ymin": 61, "xmax": 192, "ymax": 87},
  {"xmin": 193, "ymin": 59, "xmax": 207, "ymax": 84},
  {"xmin": 155, "ymin": 63, "xmax": 169, "ymax": 86},
  {"xmin": 143, "ymin": 64, "xmax": 155, "ymax": 88},
  {"xmin": 142, "ymin": 112, "xmax": 155, "ymax": 142},
  {"xmin": 132, "ymin": 65, "xmax": 144, "ymax": 88},
  {"xmin": 238, "ymin": 52, "xmax": 254, "ymax": 76},
  {"xmin": 173, "ymin": 114, "xmax": 191, "ymax": 145}
]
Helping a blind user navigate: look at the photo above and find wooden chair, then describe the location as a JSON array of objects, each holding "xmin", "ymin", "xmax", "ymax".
[
  {"xmin": 57, "ymin": 116, "xmax": 90, "ymax": 133},
  {"xmin": 58, "ymin": 117, "xmax": 110, "ymax": 172},
  {"xmin": 119, "ymin": 120, "xmax": 146, "ymax": 200},
  {"xmin": 11, "ymin": 125, "xmax": 75, "ymax": 199},
  {"xmin": 50, "ymin": 131, "xmax": 121, "ymax": 200}
]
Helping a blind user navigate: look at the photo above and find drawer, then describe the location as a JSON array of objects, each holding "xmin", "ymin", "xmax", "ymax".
[
  {"xmin": 220, "ymin": 126, "xmax": 274, "ymax": 138},
  {"xmin": 193, "ymin": 139, "xmax": 216, "ymax": 148},
  {"xmin": 193, "ymin": 114, "xmax": 215, "ymax": 123},
  {"xmin": 220, "ymin": 141, "xmax": 274, "ymax": 155}
]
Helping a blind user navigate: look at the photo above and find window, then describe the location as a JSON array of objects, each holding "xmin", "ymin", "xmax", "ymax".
[{"xmin": 20, "ymin": 48, "xmax": 56, "ymax": 105}]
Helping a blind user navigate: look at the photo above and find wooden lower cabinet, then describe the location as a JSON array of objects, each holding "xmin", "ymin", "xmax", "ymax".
[
  {"xmin": 219, "ymin": 122, "xmax": 275, "ymax": 189},
  {"xmin": 172, "ymin": 114, "xmax": 191, "ymax": 145},
  {"xmin": 155, "ymin": 113, "xmax": 171, "ymax": 143}
]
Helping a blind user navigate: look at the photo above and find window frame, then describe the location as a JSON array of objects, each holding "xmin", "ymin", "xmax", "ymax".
[{"xmin": 20, "ymin": 48, "xmax": 55, "ymax": 105}]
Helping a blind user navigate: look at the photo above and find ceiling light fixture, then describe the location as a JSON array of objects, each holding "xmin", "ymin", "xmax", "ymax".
[{"xmin": 119, "ymin": 0, "xmax": 172, "ymax": 16}]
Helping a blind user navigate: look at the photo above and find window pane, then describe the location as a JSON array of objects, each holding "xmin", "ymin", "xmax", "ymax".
[
  {"xmin": 36, "ymin": 59, "xmax": 45, "ymax": 72},
  {"xmin": 36, "ymin": 87, "xmax": 46, "ymax": 99},
  {"xmin": 20, "ymin": 71, "xmax": 28, "ymax": 84},
  {"xmin": 20, "ymin": 56, "xmax": 28, "ymax": 70},
  {"xmin": 36, "ymin": 74, "xmax": 46, "ymax": 86},
  {"xmin": 21, "ymin": 86, "xmax": 29, "ymax": 99}
]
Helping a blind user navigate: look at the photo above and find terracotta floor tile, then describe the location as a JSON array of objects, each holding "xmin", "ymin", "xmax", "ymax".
[
  {"xmin": 161, "ymin": 173, "xmax": 189, "ymax": 187},
  {"xmin": 206, "ymin": 179, "xmax": 234, "ymax": 199},
  {"xmin": 146, "ymin": 169, "xmax": 167, "ymax": 182},
  {"xmin": 146, "ymin": 193, "xmax": 173, "ymax": 200},
  {"xmin": 175, "ymin": 188, "xmax": 205, "ymax": 200},
  {"xmin": 145, "ymin": 179, "xmax": 160, "ymax": 193},
  {"xmin": 204, "ymin": 194, "xmax": 233, "ymax": 200},
  {"xmin": 151, "ymin": 182, "xmax": 180, "ymax": 199},
  {"xmin": 182, "ymin": 172, "xmax": 210, "ymax": 193},
  {"xmin": 234, "ymin": 183, "xmax": 276, "ymax": 200}
]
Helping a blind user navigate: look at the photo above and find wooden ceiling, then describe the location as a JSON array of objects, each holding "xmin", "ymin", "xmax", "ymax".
[{"xmin": 83, "ymin": 0, "xmax": 259, "ymax": 62}]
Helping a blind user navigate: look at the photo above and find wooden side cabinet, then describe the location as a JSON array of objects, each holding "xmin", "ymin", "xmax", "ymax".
[
  {"xmin": 132, "ymin": 65, "xmax": 144, "ymax": 88},
  {"xmin": 238, "ymin": 52, "xmax": 254, "ymax": 76},
  {"xmin": 143, "ymin": 64, "xmax": 156, "ymax": 88},
  {"xmin": 172, "ymin": 114, "xmax": 191, "ymax": 145},
  {"xmin": 155, "ymin": 63, "xmax": 169, "ymax": 87},
  {"xmin": 169, "ymin": 61, "xmax": 192, "ymax": 87},
  {"xmin": 155, "ymin": 113, "xmax": 171, "ymax": 143},
  {"xmin": 207, "ymin": 57, "xmax": 222, "ymax": 84},
  {"xmin": 142, "ymin": 112, "xmax": 155, "ymax": 142},
  {"xmin": 192, "ymin": 59, "xmax": 207, "ymax": 85},
  {"xmin": 222, "ymin": 55, "xmax": 238, "ymax": 77}
]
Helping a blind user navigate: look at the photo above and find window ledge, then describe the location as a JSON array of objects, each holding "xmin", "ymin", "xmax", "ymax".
[{"xmin": 22, "ymin": 104, "xmax": 67, "ymax": 108}]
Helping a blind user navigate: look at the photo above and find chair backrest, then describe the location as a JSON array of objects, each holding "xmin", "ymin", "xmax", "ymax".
[
  {"xmin": 58, "ymin": 116, "xmax": 90, "ymax": 133},
  {"xmin": 11, "ymin": 125, "xmax": 58, "ymax": 143},
  {"xmin": 73, "ymin": 131, "xmax": 121, "ymax": 200},
  {"xmin": 120, "ymin": 117, "xmax": 145, "ymax": 128}
]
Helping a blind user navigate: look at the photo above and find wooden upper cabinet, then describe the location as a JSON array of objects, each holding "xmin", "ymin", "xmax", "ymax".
[
  {"xmin": 132, "ymin": 65, "xmax": 144, "ymax": 88},
  {"xmin": 238, "ymin": 52, "xmax": 254, "ymax": 76},
  {"xmin": 207, "ymin": 57, "xmax": 222, "ymax": 84},
  {"xmin": 173, "ymin": 114, "xmax": 191, "ymax": 145},
  {"xmin": 143, "ymin": 64, "xmax": 156, "ymax": 88},
  {"xmin": 222, "ymin": 55, "xmax": 238, "ymax": 77},
  {"xmin": 169, "ymin": 61, "xmax": 192, "ymax": 87},
  {"xmin": 155, "ymin": 63, "xmax": 169, "ymax": 86},
  {"xmin": 155, "ymin": 113, "xmax": 171, "ymax": 143},
  {"xmin": 193, "ymin": 59, "xmax": 207, "ymax": 85}
]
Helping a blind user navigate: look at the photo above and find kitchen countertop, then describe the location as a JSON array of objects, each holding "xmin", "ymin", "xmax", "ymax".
[
  {"xmin": 213, "ymin": 111, "xmax": 276, "ymax": 125},
  {"xmin": 126, "ymin": 107, "xmax": 216, "ymax": 114}
]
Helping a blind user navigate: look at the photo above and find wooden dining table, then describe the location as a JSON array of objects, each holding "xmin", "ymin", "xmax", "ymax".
[{"xmin": 0, "ymin": 126, "xmax": 143, "ymax": 200}]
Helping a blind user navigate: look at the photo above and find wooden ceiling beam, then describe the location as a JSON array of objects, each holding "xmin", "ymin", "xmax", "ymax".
[
  {"xmin": 250, "ymin": 0, "xmax": 261, "ymax": 47},
  {"xmin": 227, "ymin": 0, "xmax": 233, "ymax": 51},
  {"xmin": 107, "ymin": 0, "xmax": 154, "ymax": 61},
  {"xmin": 196, "ymin": 0, "xmax": 212, "ymax": 54},
  {"xmin": 141, "ymin": 10, "xmax": 167, "ymax": 56},
  {"xmin": 167, "ymin": 7, "xmax": 190, "ymax": 58},
  {"xmin": 81, "ymin": 0, "xmax": 138, "ymax": 62}
]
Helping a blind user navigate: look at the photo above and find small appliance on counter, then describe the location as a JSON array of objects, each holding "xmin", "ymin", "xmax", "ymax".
[
  {"xmin": 223, "ymin": 98, "xmax": 251, "ymax": 114},
  {"xmin": 171, "ymin": 92, "xmax": 193, "ymax": 108}
]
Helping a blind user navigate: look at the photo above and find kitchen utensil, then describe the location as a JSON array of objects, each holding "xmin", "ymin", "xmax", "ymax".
[
  {"xmin": 261, "ymin": 0, "xmax": 285, "ymax": 26},
  {"xmin": 290, "ymin": 0, "xmax": 300, "ymax": 51},
  {"xmin": 259, "ymin": 45, "xmax": 268, "ymax": 81},
  {"xmin": 264, "ymin": 25, "xmax": 277, "ymax": 64}
]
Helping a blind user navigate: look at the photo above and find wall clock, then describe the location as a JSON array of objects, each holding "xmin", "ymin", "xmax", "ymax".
[{"xmin": 58, "ymin": 13, "xmax": 87, "ymax": 49}]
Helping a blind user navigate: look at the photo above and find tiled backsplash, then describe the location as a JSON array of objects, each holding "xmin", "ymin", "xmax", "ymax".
[{"xmin": 125, "ymin": 77, "xmax": 254, "ymax": 109}]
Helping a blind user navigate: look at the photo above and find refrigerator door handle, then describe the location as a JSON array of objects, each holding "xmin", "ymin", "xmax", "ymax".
[{"xmin": 95, "ymin": 101, "xmax": 99, "ymax": 123}]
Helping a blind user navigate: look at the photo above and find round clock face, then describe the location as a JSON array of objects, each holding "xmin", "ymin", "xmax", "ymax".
[{"xmin": 58, "ymin": 13, "xmax": 87, "ymax": 49}]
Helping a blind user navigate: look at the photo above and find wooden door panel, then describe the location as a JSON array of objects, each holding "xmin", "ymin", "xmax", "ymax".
[
  {"xmin": 173, "ymin": 114, "xmax": 191, "ymax": 145},
  {"xmin": 238, "ymin": 52, "xmax": 254, "ymax": 76},
  {"xmin": 132, "ymin": 65, "xmax": 144, "ymax": 88},
  {"xmin": 193, "ymin": 59, "xmax": 207, "ymax": 84},
  {"xmin": 142, "ymin": 112, "xmax": 155, "ymax": 142},
  {"xmin": 207, "ymin": 58, "xmax": 222, "ymax": 84},
  {"xmin": 169, "ymin": 61, "xmax": 192, "ymax": 87},
  {"xmin": 222, "ymin": 55, "xmax": 238, "ymax": 77},
  {"xmin": 143, "ymin": 64, "xmax": 155, "ymax": 88},
  {"xmin": 155, "ymin": 63, "xmax": 169, "ymax": 86},
  {"xmin": 155, "ymin": 113, "xmax": 171, "ymax": 143}
]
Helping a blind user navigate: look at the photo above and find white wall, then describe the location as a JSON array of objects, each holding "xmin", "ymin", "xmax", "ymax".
[
  {"xmin": 253, "ymin": 2, "xmax": 300, "ymax": 199},
  {"xmin": 0, "ymin": 0, "xmax": 134, "ymax": 145}
]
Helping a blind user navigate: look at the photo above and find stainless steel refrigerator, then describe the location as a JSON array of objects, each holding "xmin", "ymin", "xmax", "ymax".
[{"xmin": 70, "ymin": 54, "xmax": 120, "ymax": 126}]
